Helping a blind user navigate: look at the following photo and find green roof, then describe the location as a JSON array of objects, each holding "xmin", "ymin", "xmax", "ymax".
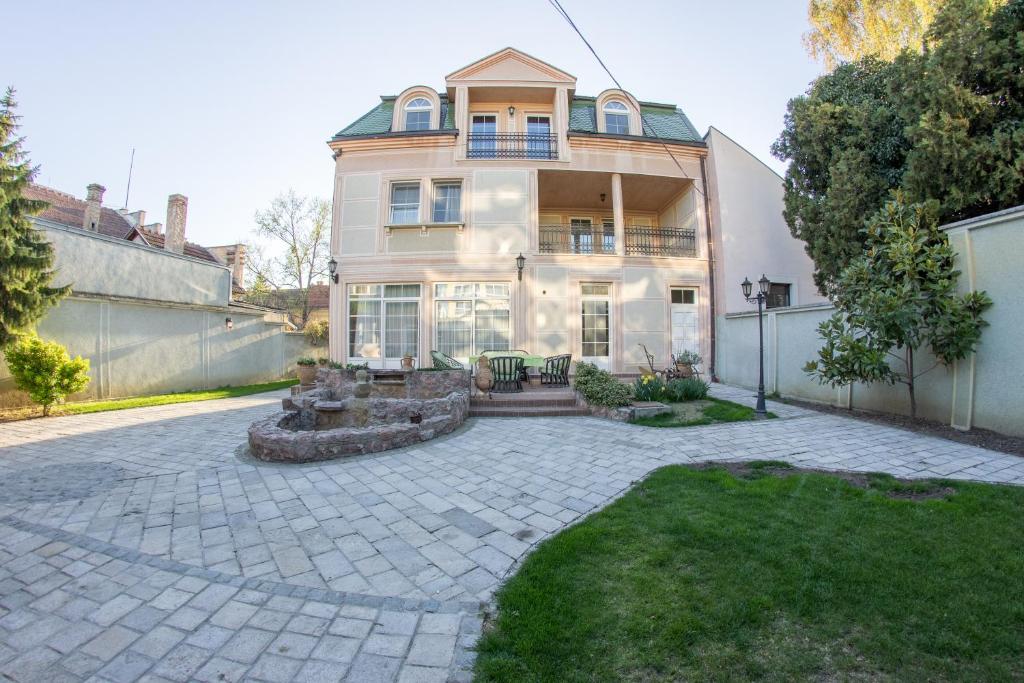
[{"xmin": 333, "ymin": 94, "xmax": 700, "ymax": 144}]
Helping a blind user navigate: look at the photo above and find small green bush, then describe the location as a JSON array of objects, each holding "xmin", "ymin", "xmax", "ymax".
[
  {"xmin": 667, "ymin": 378, "xmax": 710, "ymax": 402},
  {"xmin": 345, "ymin": 362, "xmax": 369, "ymax": 371},
  {"xmin": 4, "ymin": 334, "xmax": 90, "ymax": 415},
  {"xmin": 296, "ymin": 357, "xmax": 317, "ymax": 366},
  {"xmin": 304, "ymin": 319, "xmax": 329, "ymax": 346},
  {"xmin": 326, "ymin": 360, "xmax": 345, "ymax": 370},
  {"xmin": 633, "ymin": 375, "xmax": 669, "ymax": 402},
  {"xmin": 574, "ymin": 361, "xmax": 632, "ymax": 407}
]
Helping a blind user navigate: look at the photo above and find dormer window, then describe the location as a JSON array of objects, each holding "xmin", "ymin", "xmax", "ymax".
[
  {"xmin": 404, "ymin": 97, "xmax": 432, "ymax": 131},
  {"xmin": 603, "ymin": 100, "xmax": 629, "ymax": 135}
]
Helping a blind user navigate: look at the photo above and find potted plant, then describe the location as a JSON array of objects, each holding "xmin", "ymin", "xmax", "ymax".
[
  {"xmin": 673, "ymin": 350, "xmax": 702, "ymax": 379},
  {"xmin": 296, "ymin": 357, "xmax": 318, "ymax": 385},
  {"xmin": 401, "ymin": 354, "xmax": 415, "ymax": 370}
]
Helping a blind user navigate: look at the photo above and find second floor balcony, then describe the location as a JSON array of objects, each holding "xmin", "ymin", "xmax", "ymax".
[
  {"xmin": 540, "ymin": 224, "xmax": 697, "ymax": 257},
  {"xmin": 467, "ymin": 133, "xmax": 558, "ymax": 160}
]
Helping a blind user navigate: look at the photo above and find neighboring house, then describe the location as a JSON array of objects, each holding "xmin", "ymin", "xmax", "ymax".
[
  {"xmin": 326, "ymin": 47, "xmax": 821, "ymax": 373},
  {"xmin": 252, "ymin": 283, "xmax": 330, "ymax": 328},
  {"xmin": 23, "ymin": 183, "xmax": 248, "ymax": 297}
]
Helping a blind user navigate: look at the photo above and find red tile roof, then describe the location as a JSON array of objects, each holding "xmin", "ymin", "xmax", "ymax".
[
  {"xmin": 24, "ymin": 184, "xmax": 133, "ymax": 239},
  {"xmin": 127, "ymin": 226, "xmax": 219, "ymax": 263}
]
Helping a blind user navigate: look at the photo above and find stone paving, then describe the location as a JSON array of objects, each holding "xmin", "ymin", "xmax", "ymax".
[{"xmin": 0, "ymin": 386, "xmax": 1022, "ymax": 681}]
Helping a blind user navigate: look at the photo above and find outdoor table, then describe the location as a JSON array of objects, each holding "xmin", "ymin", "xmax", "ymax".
[{"xmin": 468, "ymin": 352, "xmax": 545, "ymax": 368}]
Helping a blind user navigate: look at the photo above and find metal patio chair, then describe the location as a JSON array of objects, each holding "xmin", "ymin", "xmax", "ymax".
[
  {"xmin": 541, "ymin": 354, "xmax": 571, "ymax": 387},
  {"xmin": 489, "ymin": 356, "xmax": 524, "ymax": 393}
]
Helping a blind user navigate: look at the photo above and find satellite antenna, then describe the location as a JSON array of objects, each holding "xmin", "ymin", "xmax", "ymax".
[{"xmin": 123, "ymin": 148, "xmax": 135, "ymax": 209}]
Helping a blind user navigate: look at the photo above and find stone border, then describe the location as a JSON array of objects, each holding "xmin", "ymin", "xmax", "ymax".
[{"xmin": 0, "ymin": 514, "xmax": 484, "ymax": 613}]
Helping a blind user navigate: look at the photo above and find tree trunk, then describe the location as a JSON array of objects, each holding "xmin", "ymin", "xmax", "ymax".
[{"xmin": 906, "ymin": 347, "xmax": 916, "ymax": 419}]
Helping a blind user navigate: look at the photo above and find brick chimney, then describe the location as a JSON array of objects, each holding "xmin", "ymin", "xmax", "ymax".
[
  {"xmin": 83, "ymin": 183, "xmax": 105, "ymax": 231},
  {"xmin": 230, "ymin": 244, "xmax": 246, "ymax": 287},
  {"xmin": 164, "ymin": 194, "xmax": 188, "ymax": 254}
]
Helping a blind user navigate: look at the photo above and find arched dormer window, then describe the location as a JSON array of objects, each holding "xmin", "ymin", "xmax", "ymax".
[
  {"xmin": 603, "ymin": 100, "xmax": 629, "ymax": 135},
  {"xmin": 404, "ymin": 97, "xmax": 432, "ymax": 131}
]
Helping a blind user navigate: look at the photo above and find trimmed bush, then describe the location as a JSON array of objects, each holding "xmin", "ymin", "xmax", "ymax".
[
  {"xmin": 667, "ymin": 377, "xmax": 710, "ymax": 402},
  {"xmin": 574, "ymin": 361, "xmax": 631, "ymax": 408},
  {"xmin": 4, "ymin": 334, "xmax": 90, "ymax": 415}
]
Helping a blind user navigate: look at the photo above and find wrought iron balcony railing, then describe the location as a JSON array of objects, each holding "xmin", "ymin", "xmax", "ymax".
[
  {"xmin": 625, "ymin": 226, "xmax": 697, "ymax": 257},
  {"xmin": 467, "ymin": 133, "xmax": 558, "ymax": 160},
  {"xmin": 539, "ymin": 224, "xmax": 616, "ymax": 255}
]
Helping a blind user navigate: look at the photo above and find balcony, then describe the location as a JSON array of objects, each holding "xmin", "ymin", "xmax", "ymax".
[
  {"xmin": 540, "ymin": 224, "xmax": 616, "ymax": 255},
  {"xmin": 625, "ymin": 226, "xmax": 697, "ymax": 257},
  {"xmin": 467, "ymin": 133, "xmax": 558, "ymax": 160}
]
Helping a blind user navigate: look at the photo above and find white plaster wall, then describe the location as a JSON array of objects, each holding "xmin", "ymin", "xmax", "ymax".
[
  {"xmin": 704, "ymin": 127, "xmax": 824, "ymax": 313},
  {"xmin": 471, "ymin": 169, "xmax": 529, "ymax": 254}
]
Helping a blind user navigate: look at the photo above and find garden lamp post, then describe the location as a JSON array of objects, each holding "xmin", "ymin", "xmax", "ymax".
[{"xmin": 741, "ymin": 274, "xmax": 771, "ymax": 416}]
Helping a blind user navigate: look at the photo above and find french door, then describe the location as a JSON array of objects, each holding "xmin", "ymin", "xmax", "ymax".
[{"xmin": 670, "ymin": 287, "xmax": 698, "ymax": 358}]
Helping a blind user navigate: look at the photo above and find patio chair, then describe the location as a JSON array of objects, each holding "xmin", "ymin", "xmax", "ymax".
[
  {"xmin": 430, "ymin": 350, "xmax": 463, "ymax": 370},
  {"xmin": 540, "ymin": 354, "xmax": 571, "ymax": 387},
  {"xmin": 481, "ymin": 350, "xmax": 529, "ymax": 381},
  {"xmin": 489, "ymin": 356, "xmax": 524, "ymax": 393}
]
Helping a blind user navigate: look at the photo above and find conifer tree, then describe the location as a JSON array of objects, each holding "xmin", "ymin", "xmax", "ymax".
[{"xmin": 0, "ymin": 87, "xmax": 68, "ymax": 348}]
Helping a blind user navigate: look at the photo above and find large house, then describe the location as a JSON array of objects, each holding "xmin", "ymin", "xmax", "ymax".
[{"xmin": 326, "ymin": 48, "xmax": 821, "ymax": 374}]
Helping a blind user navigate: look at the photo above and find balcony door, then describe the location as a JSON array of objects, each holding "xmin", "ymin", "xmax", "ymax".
[
  {"xmin": 469, "ymin": 114, "xmax": 497, "ymax": 157},
  {"xmin": 526, "ymin": 115, "xmax": 552, "ymax": 159}
]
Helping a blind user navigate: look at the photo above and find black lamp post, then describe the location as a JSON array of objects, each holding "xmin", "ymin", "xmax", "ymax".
[
  {"xmin": 515, "ymin": 253, "xmax": 525, "ymax": 281},
  {"xmin": 328, "ymin": 258, "xmax": 339, "ymax": 284},
  {"xmin": 741, "ymin": 274, "xmax": 771, "ymax": 416}
]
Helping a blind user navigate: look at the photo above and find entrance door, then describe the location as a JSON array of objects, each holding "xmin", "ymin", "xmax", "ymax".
[
  {"xmin": 670, "ymin": 288, "xmax": 698, "ymax": 359},
  {"xmin": 581, "ymin": 283, "xmax": 612, "ymax": 370}
]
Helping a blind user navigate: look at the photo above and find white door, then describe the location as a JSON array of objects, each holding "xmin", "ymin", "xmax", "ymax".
[
  {"xmin": 670, "ymin": 288, "xmax": 698, "ymax": 359},
  {"xmin": 581, "ymin": 283, "xmax": 612, "ymax": 370}
]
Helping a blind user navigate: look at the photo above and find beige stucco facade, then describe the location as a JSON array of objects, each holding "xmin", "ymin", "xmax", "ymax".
[{"xmin": 328, "ymin": 48, "xmax": 724, "ymax": 373}]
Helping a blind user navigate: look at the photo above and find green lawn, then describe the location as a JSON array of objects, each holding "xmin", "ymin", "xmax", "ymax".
[
  {"xmin": 0, "ymin": 378, "xmax": 298, "ymax": 421},
  {"xmin": 632, "ymin": 397, "xmax": 777, "ymax": 427},
  {"xmin": 475, "ymin": 464, "xmax": 1024, "ymax": 682}
]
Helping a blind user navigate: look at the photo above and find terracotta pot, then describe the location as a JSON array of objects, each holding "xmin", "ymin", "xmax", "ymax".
[
  {"xmin": 475, "ymin": 357, "xmax": 493, "ymax": 391},
  {"xmin": 401, "ymin": 355, "xmax": 415, "ymax": 370},
  {"xmin": 675, "ymin": 363, "xmax": 694, "ymax": 379},
  {"xmin": 297, "ymin": 365, "xmax": 317, "ymax": 385}
]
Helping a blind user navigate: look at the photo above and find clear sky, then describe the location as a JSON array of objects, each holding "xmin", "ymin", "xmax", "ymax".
[{"xmin": 5, "ymin": 0, "xmax": 822, "ymax": 249}]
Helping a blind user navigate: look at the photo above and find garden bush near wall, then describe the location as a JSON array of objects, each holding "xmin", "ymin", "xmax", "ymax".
[{"xmin": 574, "ymin": 361, "xmax": 632, "ymax": 408}]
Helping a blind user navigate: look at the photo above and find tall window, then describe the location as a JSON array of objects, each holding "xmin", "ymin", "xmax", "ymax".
[
  {"xmin": 404, "ymin": 97, "xmax": 432, "ymax": 131},
  {"xmin": 469, "ymin": 114, "xmax": 497, "ymax": 157},
  {"xmin": 581, "ymin": 283, "xmax": 611, "ymax": 358},
  {"xmin": 570, "ymin": 218, "xmax": 594, "ymax": 254},
  {"xmin": 526, "ymin": 115, "xmax": 552, "ymax": 159},
  {"xmin": 432, "ymin": 182, "xmax": 462, "ymax": 223},
  {"xmin": 435, "ymin": 283, "xmax": 510, "ymax": 359},
  {"xmin": 348, "ymin": 284, "xmax": 421, "ymax": 363},
  {"xmin": 766, "ymin": 283, "xmax": 791, "ymax": 309},
  {"xmin": 603, "ymin": 100, "xmax": 629, "ymax": 135},
  {"xmin": 601, "ymin": 218, "xmax": 616, "ymax": 254},
  {"xmin": 389, "ymin": 182, "xmax": 420, "ymax": 224}
]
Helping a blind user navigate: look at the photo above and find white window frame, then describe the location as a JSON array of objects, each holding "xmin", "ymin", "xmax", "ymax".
[
  {"xmin": 389, "ymin": 181, "xmax": 421, "ymax": 225},
  {"xmin": 433, "ymin": 282, "xmax": 511, "ymax": 361},
  {"xmin": 603, "ymin": 100, "xmax": 630, "ymax": 135},
  {"xmin": 569, "ymin": 216, "xmax": 594, "ymax": 255},
  {"xmin": 580, "ymin": 282, "xmax": 612, "ymax": 367},
  {"xmin": 469, "ymin": 113, "xmax": 499, "ymax": 157},
  {"xmin": 404, "ymin": 97, "xmax": 433, "ymax": 132},
  {"xmin": 347, "ymin": 283, "xmax": 422, "ymax": 368},
  {"xmin": 431, "ymin": 180, "xmax": 463, "ymax": 224},
  {"xmin": 524, "ymin": 113, "xmax": 553, "ymax": 159}
]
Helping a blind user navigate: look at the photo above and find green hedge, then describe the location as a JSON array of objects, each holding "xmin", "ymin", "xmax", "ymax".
[{"xmin": 573, "ymin": 361, "xmax": 632, "ymax": 407}]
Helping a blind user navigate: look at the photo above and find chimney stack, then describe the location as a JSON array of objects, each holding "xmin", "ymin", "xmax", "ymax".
[
  {"xmin": 83, "ymin": 183, "xmax": 105, "ymax": 231},
  {"xmin": 164, "ymin": 194, "xmax": 188, "ymax": 254},
  {"xmin": 231, "ymin": 244, "xmax": 246, "ymax": 287}
]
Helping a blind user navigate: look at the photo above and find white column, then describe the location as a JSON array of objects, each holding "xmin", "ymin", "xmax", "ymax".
[
  {"xmin": 612, "ymin": 172, "xmax": 625, "ymax": 255},
  {"xmin": 454, "ymin": 86, "xmax": 468, "ymax": 160},
  {"xmin": 555, "ymin": 86, "xmax": 570, "ymax": 162}
]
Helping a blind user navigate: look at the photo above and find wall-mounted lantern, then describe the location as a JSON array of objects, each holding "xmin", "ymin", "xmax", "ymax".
[
  {"xmin": 508, "ymin": 106, "xmax": 516, "ymax": 117},
  {"xmin": 328, "ymin": 258, "xmax": 339, "ymax": 284},
  {"xmin": 516, "ymin": 253, "xmax": 526, "ymax": 281}
]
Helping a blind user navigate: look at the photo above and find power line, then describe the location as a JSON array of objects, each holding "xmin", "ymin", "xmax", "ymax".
[{"xmin": 544, "ymin": 0, "xmax": 703, "ymax": 192}]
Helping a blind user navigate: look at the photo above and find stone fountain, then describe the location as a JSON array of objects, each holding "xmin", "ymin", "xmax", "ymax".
[{"xmin": 248, "ymin": 367, "xmax": 470, "ymax": 463}]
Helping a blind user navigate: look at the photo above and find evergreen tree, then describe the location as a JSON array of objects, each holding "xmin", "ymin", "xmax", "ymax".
[{"xmin": 0, "ymin": 87, "xmax": 68, "ymax": 348}]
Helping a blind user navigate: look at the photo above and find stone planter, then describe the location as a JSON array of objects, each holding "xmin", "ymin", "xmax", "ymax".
[
  {"xmin": 475, "ymin": 357, "xmax": 493, "ymax": 392},
  {"xmin": 297, "ymin": 365, "xmax": 317, "ymax": 385},
  {"xmin": 401, "ymin": 355, "xmax": 415, "ymax": 370}
]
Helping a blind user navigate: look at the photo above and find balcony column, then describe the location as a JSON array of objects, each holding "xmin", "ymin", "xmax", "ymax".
[
  {"xmin": 555, "ymin": 86, "xmax": 570, "ymax": 162},
  {"xmin": 612, "ymin": 173, "xmax": 625, "ymax": 255},
  {"xmin": 454, "ymin": 86, "xmax": 468, "ymax": 160}
]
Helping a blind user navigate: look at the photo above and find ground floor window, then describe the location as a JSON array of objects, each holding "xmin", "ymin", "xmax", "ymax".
[
  {"xmin": 348, "ymin": 284, "xmax": 421, "ymax": 362},
  {"xmin": 581, "ymin": 283, "xmax": 610, "ymax": 358},
  {"xmin": 435, "ymin": 282, "xmax": 510, "ymax": 358},
  {"xmin": 766, "ymin": 283, "xmax": 791, "ymax": 309}
]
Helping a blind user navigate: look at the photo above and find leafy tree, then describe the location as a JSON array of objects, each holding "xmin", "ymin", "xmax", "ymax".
[
  {"xmin": 805, "ymin": 196, "xmax": 991, "ymax": 418},
  {"xmin": 246, "ymin": 191, "xmax": 330, "ymax": 327},
  {"xmin": 0, "ymin": 87, "xmax": 68, "ymax": 347},
  {"xmin": 5, "ymin": 334, "xmax": 90, "ymax": 415},
  {"xmin": 805, "ymin": 0, "xmax": 940, "ymax": 68},
  {"xmin": 776, "ymin": 0, "xmax": 1024, "ymax": 292},
  {"xmin": 771, "ymin": 58, "xmax": 909, "ymax": 294}
]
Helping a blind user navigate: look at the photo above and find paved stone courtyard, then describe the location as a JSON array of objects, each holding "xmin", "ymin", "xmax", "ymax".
[{"xmin": 0, "ymin": 385, "xmax": 1022, "ymax": 682}]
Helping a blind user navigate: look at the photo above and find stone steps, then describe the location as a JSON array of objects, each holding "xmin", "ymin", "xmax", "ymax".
[
  {"xmin": 469, "ymin": 389, "xmax": 589, "ymax": 417},
  {"xmin": 469, "ymin": 405, "xmax": 591, "ymax": 418}
]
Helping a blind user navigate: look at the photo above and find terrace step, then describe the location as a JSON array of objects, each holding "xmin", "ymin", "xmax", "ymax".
[
  {"xmin": 469, "ymin": 405, "xmax": 591, "ymax": 418},
  {"xmin": 471, "ymin": 396, "xmax": 577, "ymax": 409}
]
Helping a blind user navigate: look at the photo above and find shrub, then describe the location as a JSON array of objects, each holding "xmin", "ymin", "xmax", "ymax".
[
  {"xmin": 633, "ymin": 375, "xmax": 669, "ymax": 402},
  {"xmin": 345, "ymin": 362, "xmax": 369, "ymax": 371},
  {"xmin": 296, "ymin": 357, "xmax": 316, "ymax": 366},
  {"xmin": 673, "ymin": 350, "xmax": 702, "ymax": 366},
  {"xmin": 304, "ymin": 319, "xmax": 329, "ymax": 346},
  {"xmin": 4, "ymin": 334, "xmax": 90, "ymax": 415},
  {"xmin": 667, "ymin": 377, "xmax": 710, "ymax": 402},
  {"xmin": 574, "ymin": 361, "xmax": 632, "ymax": 408},
  {"xmin": 327, "ymin": 360, "xmax": 345, "ymax": 370}
]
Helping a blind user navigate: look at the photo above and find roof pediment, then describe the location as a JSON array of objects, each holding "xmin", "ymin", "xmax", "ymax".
[{"xmin": 446, "ymin": 47, "xmax": 576, "ymax": 86}]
